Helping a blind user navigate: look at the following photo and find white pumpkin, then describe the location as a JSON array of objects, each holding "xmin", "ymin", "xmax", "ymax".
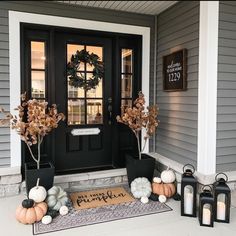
[
  {"xmin": 42, "ymin": 215, "xmax": 52, "ymax": 225},
  {"xmin": 131, "ymin": 177, "xmax": 152, "ymax": 199},
  {"xmin": 140, "ymin": 196, "xmax": 149, "ymax": 204},
  {"xmin": 159, "ymin": 195, "xmax": 167, "ymax": 203},
  {"xmin": 153, "ymin": 177, "xmax": 162, "ymax": 184},
  {"xmin": 29, "ymin": 179, "xmax": 47, "ymax": 203},
  {"xmin": 160, "ymin": 167, "xmax": 176, "ymax": 183},
  {"xmin": 46, "ymin": 186, "xmax": 68, "ymax": 211},
  {"xmin": 59, "ymin": 206, "xmax": 69, "ymax": 216}
]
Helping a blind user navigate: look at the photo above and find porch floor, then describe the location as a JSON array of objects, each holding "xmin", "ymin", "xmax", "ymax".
[{"xmin": 0, "ymin": 194, "xmax": 236, "ymax": 236}]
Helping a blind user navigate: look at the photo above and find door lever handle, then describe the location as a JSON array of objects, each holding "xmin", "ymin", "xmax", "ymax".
[{"xmin": 108, "ymin": 97, "xmax": 112, "ymax": 125}]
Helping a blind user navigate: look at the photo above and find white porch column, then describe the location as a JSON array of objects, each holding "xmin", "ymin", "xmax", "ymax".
[{"xmin": 197, "ymin": 1, "xmax": 219, "ymax": 175}]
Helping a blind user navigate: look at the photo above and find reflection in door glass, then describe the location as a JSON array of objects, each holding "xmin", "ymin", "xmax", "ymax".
[
  {"xmin": 68, "ymin": 99, "xmax": 85, "ymax": 125},
  {"xmin": 67, "ymin": 44, "xmax": 104, "ymax": 125},
  {"xmin": 30, "ymin": 41, "xmax": 46, "ymax": 99},
  {"xmin": 121, "ymin": 74, "xmax": 132, "ymax": 98},
  {"xmin": 87, "ymin": 99, "xmax": 103, "ymax": 124},
  {"xmin": 122, "ymin": 49, "xmax": 132, "ymax": 74}
]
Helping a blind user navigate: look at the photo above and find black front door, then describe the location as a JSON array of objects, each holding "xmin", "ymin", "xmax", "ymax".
[
  {"xmin": 21, "ymin": 24, "xmax": 142, "ymax": 175},
  {"xmin": 54, "ymin": 32, "xmax": 113, "ymax": 173}
]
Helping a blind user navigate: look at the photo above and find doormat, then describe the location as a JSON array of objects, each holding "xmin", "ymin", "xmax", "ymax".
[
  {"xmin": 70, "ymin": 186, "xmax": 135, "ymax": 210},
  {"xmin": 33, "ymin": 186, "xmax": 172, "ymax": 235}
]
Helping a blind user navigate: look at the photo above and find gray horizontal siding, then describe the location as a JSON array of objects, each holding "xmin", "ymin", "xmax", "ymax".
[
  {"xmin": 0, "ymin": 1, "xmax": 155, "ymax": 168},
  {"xmin": 0, "ymin": 6, "xmax": 10, "ymax": 168},
  {"xmin": 155, "ymin": 1, "xmax": 199, "ymax": 168},
  {"xmin": 217, "ymin": 1, "xmax": 236, "ymax": 172}
]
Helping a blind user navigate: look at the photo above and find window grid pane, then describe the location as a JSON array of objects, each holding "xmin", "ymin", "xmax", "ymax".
[
  {"xmin": 31, "ymin": 41, "xmax": 46, "ymax": 99},
  {"xmin": 67, "ymin": 44, "xmax": 103, "ymax": 125}
]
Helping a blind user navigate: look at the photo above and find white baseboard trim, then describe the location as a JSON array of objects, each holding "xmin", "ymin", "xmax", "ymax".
[{"xmin": 149, "ymin": 152, "xmax": 236, "ymax": 185}]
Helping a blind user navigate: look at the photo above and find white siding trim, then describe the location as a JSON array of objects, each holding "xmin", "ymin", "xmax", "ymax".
[
  {"xmin": 197, "ymin": 1, "xmax": 219, "ymax": 175},
  {"xmin": 8, "ymin": 11, "xmax": 150, "ymax": 167}
]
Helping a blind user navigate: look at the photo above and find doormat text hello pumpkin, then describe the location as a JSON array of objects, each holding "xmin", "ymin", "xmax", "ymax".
[{"xmin": 70, "ymin": 187, "xmax": 134, "ymax": 210}]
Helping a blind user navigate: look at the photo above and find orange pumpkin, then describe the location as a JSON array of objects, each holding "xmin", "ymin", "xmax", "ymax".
[
  {"xmin": 16, "ymin": 202, "xmax": 47, "ymax": 224},
  {"xmin": 152, "ymin": 182, "xmax": 176, "ymax": 198}
]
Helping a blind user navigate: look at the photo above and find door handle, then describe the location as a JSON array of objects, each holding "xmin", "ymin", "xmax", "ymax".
[{"xmin": 108, "ymin": 97, "xmax": 112, "ymax": 125}]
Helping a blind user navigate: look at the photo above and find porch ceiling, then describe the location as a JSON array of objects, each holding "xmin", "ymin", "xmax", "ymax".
[{"xmin": 57, "ymin": 1, "xmax": 178, "ymax": 15}]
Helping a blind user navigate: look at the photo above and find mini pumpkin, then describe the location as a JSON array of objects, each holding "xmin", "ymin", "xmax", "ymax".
[
  {"xmin": 131, "ymin": 177, "xmax": 152, "ymax": 199},
  {"xmin": 152, "ymin": 182, "xmax": 176, "ymax": 198},
  {"xmin": 46, "ymin": 186, "xmax": 68, "ymax": 211},
  {"xmin": 15, "ymin": 201, "xmax": 47, "ymax": 224},
  {"xmin": 160, "ymin": 167, "xmax": 176, "ymax": 183}
]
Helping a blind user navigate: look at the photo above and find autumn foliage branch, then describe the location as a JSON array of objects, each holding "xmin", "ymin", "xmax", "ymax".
[
  {"xmin": 0, "ymin": 93, "xmax": 65, "ymax": 169},
  {"xmin": 116, "ymin": 92, "xmax": 159, "ymax": 160}
]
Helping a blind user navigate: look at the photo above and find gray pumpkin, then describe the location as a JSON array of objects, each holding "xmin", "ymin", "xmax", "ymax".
[{"xmin": 46, "ymin": 186, "xmax": 68, "ymax": 211}]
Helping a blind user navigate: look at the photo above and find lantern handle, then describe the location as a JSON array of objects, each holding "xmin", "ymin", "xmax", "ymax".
[
  {"xmin": 183, "ymin": 164, "xmax": 195, "ymax": 174},
  {"xmin": 202, "ymin": 185, "xmax": 213, "ymax": 193},
  {"xmin": 215, "ymin": 172, "xmax": 228, "ymax": 182}
]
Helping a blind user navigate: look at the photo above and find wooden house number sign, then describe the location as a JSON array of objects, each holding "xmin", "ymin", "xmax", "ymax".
[{"xmin": 163, "ymin": 49, "xmax": 187, "ymax": 91}]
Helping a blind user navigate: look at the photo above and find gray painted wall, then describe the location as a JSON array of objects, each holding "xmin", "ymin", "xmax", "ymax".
[
  {"xmin": 0, "ymin": 1, "xmax": 155, "ymax": 168},
  {"xmin": 217, "ymin": 1, "xmax": 236, "ymax": 172},
  {"xmin": 155, "ymin": 1, "xmax": 199, "ymax": 168}
]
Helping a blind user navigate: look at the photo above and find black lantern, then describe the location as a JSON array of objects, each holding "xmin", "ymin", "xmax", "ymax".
[
  {"xmin": 181, "ymin": 164, "xmax": 197, "ymax": 217},
  {"xmin": 213, "ymin": 173, "xmax": 231, "ymax": 223},
  {"xmin": 199, "ymin": 185, "xmax": 214, "ymax": 227}
]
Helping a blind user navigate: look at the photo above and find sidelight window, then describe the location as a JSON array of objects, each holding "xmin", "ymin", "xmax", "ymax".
[
  {"xmin": 121, "ymin": 49, "xmax": 133, "ymax": 113},
  {"xmin": 67, "ymin": 44, "xmax": 103, "ymax": 125},
  {"xmin": 30, "ymin": 41, "xmax": 46, "ymax": 99}
]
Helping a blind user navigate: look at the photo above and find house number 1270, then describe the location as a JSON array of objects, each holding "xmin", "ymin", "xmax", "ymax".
[{"xmin": 169, "ymin": 72, "xmax": 180, "ymax": 82}]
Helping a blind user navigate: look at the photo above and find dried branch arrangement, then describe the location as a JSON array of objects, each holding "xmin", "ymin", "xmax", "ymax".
[
  {"xmin": 0, "ymin": 93, "xmax": 65, "ymax": 169},
  {"xmin": 116, "ymin": 92, "xmax": 159, "ymax": 160}
]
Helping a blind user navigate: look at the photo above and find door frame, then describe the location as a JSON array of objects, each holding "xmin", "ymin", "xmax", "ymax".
[{"xmin": 9, "ymin": 10, "xmax": 150, "ymax": 167}]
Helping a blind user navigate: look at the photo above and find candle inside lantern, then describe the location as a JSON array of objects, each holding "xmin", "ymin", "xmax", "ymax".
[
  {"xmin": 217, "ymin": 201, "xmax": 226, "ymax": 221},
  {"xmin": 202, "ymin": 207, "xmax": 211, "ymax": 225},
  {"xmin": 184, "ymin": 188, "xmax": 193, "ymax": 215}
]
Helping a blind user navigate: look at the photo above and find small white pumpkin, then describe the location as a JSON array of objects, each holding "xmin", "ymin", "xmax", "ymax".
[
  {"xmin": 160, "ymin": 167, "xmax": 176, "ymax": 183},
  {"xmin": 59, "ymin": 205, "xmax": 69, "ymax": 216},
  {"xmin": 141, "ymin": 196, "xmax": 149, "ymax": 204},
  {"xmin": 159, "ymin": 195, "xmax": 167, "ymax": 203},
  {"xmin": 42, "ymin": 215, "xmax": 52, "ymax": 225},
  {"xmin": 46, "ymin": 186, "xmax": 68, "ymax": 211},
  {"xmin": 29, "ymin": 178, "xmax": 47, "ymax": 203},
  {"xmin": 153, "ymin": 177, "xmax": 162, "ymax": 184},
  {"xmin": 131, "ymin": 177, "xmax": 152, "ymax": 199}
]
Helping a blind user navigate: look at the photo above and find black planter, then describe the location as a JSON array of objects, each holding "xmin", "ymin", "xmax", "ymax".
[
  {"xmin": 25, "ymin": 162, "xmax": 55, "ymax": 195},
  {"xmin": 126, "ymin": 154, "xmax": 155, "ymax": 185}
]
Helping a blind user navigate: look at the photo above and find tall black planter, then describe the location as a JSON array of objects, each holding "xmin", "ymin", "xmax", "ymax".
[
  {"xmin": 126, "ymin": 154, "xmax": 155, "ymax": 185},
  {"xmin": 25, "ymin": 162, "xmax": 55, "ymax": 195}
]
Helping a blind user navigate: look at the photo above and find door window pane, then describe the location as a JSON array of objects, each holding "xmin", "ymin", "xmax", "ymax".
[
  {"xmin": 31, "ymin": 42, "xmax": 45, "ymax": 69},
  {"xmin": 67, "ymin": 44, "xmax": 104, "ymax": 125},
  {"xmin": 68, "ymin": 99, "xmax": 85, "ymax": 125},
  {"xmin": 121, "ymin": 75, "xmax": 132, "ymax": 98},
  {"xmin": 87, "ymin": 99, "xmax": 103, "ymax": 124},
  {"xmin": 122, "ymin": 49, "xmax": 132, "ymax": 73},
  {"xmin": 31, "ymin": 71, "xmax": 45, "ymax": 98}
]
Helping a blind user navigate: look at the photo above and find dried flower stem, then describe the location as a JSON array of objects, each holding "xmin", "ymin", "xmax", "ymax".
[{"xmin": 117, "ymin": 92, "xmax": 159, "ymax": 160}]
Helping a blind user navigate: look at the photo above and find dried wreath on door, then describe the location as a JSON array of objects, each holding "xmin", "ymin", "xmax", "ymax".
[{"xmin": 67, "ymin": 49, "xmax": 104, "ymax": 90}]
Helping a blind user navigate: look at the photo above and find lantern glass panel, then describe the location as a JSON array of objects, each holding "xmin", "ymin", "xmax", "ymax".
[
  {"xmin": 184, "ymin": 185, "xmax": 194, "ymax": 215},
  {"xmin": 202, "ymin": 203, "xmax": 212, "ymax": 226},
  {"xmin": 217, "ymin": 193, "xmax": 226, "ymax": 221}
]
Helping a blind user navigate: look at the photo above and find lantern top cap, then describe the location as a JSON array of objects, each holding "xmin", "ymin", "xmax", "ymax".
[
  {"xmin": 202, "ymin": 185, "xmax": 213, "ymax": 193},
  {"xmin": 215, "ymin": 172, "xmax": 228, "ymax": 183},
  {"xmin": 183, "ymin": 164, "xmax": 195, "ymax": 174}
]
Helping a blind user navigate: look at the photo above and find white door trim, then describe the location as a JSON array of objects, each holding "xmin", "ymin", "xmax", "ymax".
[
  {"xmin": 197, "ymin": 1, "xmax": 219, "ymax": 175},
  {"xmin": 8, "ymin": 11, "xmax": 150, "ymax": 167}
]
